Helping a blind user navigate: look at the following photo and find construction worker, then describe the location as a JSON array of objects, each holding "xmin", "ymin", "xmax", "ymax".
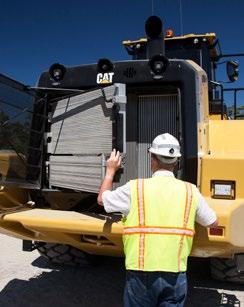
[{"xmin": 97, "ymin": 133, "xmax": 218, "ymax": 307}]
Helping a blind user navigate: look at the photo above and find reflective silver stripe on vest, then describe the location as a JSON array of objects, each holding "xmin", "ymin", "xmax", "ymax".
[{"xmin": 123, "ymin": 227, "xmax": 195, "ymax": 237}]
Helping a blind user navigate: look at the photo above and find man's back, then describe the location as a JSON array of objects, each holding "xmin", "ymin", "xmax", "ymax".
[
  {"xmin": 132, "ymin": 176, "xmax": 195, "ymax": 226},
  {"xmin": 123, "ymin": 176, "xmax": 198, "ymax": 272}
]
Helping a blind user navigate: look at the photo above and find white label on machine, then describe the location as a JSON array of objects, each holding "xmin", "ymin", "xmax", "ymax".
[{"xmin": 214, "ymin": 184, "xmax": 232, "ymax": 196}]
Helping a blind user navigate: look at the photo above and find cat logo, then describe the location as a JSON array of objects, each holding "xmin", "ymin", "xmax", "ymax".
[{"xmin": 96, "ymin": 72, "xmax": 114, "ymax": 84}]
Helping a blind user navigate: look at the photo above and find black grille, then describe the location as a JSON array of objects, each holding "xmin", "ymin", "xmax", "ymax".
[{"xmin": 123, "ymin": 67, "xmax": 136, "ymax": 78}]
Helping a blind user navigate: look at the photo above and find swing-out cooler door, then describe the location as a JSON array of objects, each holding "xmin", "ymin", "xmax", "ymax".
[{"xmin": 48, "ymin": 84, "xmax": 126, "ymax": 193}]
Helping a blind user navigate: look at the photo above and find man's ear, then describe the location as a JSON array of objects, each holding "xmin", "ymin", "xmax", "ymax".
[
  {"xmin": 151, "ymin": 154, "xmax": 156, "ymax": 161},
  {"xmin": 151, "ymin": 154, "xmax": 160, "ymax": 170}
]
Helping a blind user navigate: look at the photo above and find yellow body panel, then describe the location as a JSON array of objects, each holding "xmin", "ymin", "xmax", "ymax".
[
  {"xmin": 192, "ymin": 197, "xmax": 244, "ymax": 257},
  {"xmin": 0, "ymin": 151, "xmax": 26, "ymax": 179},
  {"xmin": 0, "ymin": 209, "xmax": 123, "ymax": 256},
  {"xmin": 208, "ymin": 120, "xmax": 244, "ymax": 156},
  {"xmin": 191, "ymin": 119, "xmax": 244, "ymax": 257},
  {"xmin": 0, "ymin": 185, "xmax": 29, "ymax": 215}
]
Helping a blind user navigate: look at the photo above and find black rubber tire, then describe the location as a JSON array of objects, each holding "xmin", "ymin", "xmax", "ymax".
[
  {"xmin": 211, "ymin": 257, "xmax": 244, "ymax": 284},
  {"xmin": 37, "ymin": 243, "xmax": 98, "ymax": 267}
]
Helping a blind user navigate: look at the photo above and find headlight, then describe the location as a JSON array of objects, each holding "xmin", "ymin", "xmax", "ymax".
[{"xmin": 49, "ymin": 63, "xmax": 66, "ymax": 84}]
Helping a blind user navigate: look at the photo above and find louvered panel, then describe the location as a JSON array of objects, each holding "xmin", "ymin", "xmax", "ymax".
[
  {"xmin": 49, "ymin": 155, "xmax": 103, "ymax": 193},
  {"xmin": 51, "ymin": 86, "xmax": 114, "ymax": 154},
  {"xmin": 49, "ymin": 86, "xmax": 115, "ymax": 192},
  {"xmin": 138, "ymin": 94, "xmax": 179, "ymax": 178}
]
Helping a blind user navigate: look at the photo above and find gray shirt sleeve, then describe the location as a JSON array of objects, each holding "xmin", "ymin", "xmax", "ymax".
[
  {"xmin": 102, "ymin": 182, "xmax": 131, "ymax": 216},
  {"xmin": 195, "ymin": 189, "xmax": 217, "ymax": 227}
]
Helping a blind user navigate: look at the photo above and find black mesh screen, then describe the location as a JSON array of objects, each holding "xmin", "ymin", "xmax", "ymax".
[{"xmin": 0, "ymin": 74, "xmax": 45, "ymax": 187}]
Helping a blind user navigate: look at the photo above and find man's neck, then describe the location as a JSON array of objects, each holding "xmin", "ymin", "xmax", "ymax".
[
  {"xmin": 152, "ymin": 169, "xmax": 175, "ymax": 177},
  {"xmin": 155, "ymin": 166, "xmax": 174, "ymax": 172}
]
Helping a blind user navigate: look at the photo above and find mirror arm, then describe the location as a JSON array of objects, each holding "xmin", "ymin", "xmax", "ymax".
[{"xmin": 218, "ymin": 53, "xmax": 244, "ymax": 60}]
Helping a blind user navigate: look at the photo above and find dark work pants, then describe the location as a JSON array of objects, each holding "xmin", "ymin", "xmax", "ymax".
[{"xmin": 124, "ymin": 270, "xmax": 187, "ymax": 307}]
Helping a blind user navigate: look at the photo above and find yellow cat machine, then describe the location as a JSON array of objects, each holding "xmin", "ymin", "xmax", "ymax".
[{"xmin": 0, "ymin": 16, "xmax": 244, "ymax": 283}]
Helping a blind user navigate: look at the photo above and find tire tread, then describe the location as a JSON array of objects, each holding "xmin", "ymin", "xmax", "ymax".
[
  {"xmin": 211, "ymin": 257, "xmax": 244, "ymax": 284},
  {"xmin": 37, "ymin": 243, "xmax": 97, "ymax": 267}
]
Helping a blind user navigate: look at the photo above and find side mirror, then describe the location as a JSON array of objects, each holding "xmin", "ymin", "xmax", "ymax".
[{"xmin": 226, "ymin": 61, "xmax": 239, "ymax": 82}]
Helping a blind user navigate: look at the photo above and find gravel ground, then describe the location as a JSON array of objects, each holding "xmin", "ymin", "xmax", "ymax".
[{"xmin": 0, "ymin": 234, "xmax": 244, "ymax": 307}]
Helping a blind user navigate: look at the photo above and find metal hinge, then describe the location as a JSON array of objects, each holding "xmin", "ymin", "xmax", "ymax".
[{"xmin": 44, "ymin": 132, "xmax": 52, "ymax": 153}]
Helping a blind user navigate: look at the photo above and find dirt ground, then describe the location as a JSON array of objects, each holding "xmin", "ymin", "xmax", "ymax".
[{"xmin": 0, "ymin": 234, "xmax": 243, "ymax": 307}]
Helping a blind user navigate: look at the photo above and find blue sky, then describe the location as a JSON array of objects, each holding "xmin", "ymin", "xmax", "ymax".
[{"xmin": 1, "ymin": 0, "xmax": 244, "ymax": 106}]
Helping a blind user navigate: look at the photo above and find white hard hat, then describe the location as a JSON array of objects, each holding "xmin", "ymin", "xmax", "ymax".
[{"xmin": 148, "ymin": 133, "xmax": 181, "ymax": 158}]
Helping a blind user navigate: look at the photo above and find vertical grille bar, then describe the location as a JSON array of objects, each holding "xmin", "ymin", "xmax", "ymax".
[{"xmin": 138, "ymin": 94, "xmax": 180, "ymax": 178}]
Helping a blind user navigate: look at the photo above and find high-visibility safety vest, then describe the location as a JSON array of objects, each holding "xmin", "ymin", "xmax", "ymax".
[{"xmin": 122, "ymin": 176, "xmax": 198, "ymax": 272}]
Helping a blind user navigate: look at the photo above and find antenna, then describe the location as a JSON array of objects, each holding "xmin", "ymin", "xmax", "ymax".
[
  {"xmin": 179, "ymin": 0, "xmax": 183, "ymax": 35},
  {"xmin": 151, "ymin": 0, "xmax": 154, "ymax": 15}
]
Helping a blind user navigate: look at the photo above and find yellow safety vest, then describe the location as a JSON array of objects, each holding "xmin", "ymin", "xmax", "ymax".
[{"xmin": 122, "ymin": 176, "xmax": 198, "ymax": 272}]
